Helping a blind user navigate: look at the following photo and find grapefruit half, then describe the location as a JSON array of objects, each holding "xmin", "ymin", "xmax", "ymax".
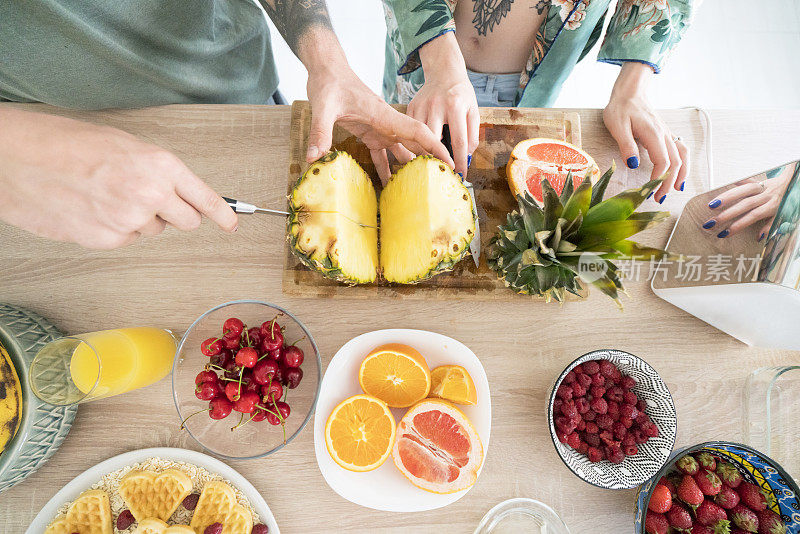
[
  {"xmin": 392, "ymin": 399, "xmax": 483, "ymax": 494},
  {"xmin": 506, "ymin": 138, "xmax": 600, "ymax": 203}
]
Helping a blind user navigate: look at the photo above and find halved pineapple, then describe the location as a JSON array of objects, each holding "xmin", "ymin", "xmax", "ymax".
[
  {"xmin": 380, "ymin": 156, "xmax": 476, "ymax": 283},
  {"xmin": 288, "ymin": 151, "xmax": 378, "ymax": 284}
]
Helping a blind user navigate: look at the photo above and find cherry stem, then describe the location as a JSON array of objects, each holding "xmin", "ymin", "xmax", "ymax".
[
  {"xmin": 243, "ymin": 328, "xmax": 251, "ymax": 347},
  {"xmin": 287, "ymin": 336, "xmax": 306, "ymax": 347},
  {"xmin": 231, "ymin": 412, "xmax": 253, "ymax": 432},
  {"xmin": 180, "ymin": 407, "xmax": 210, "ymax": 430},
  {"xmin": 237, "ymin": 367, "xmax": 244, "ymax": 397},
  {"xmin": 230, "ymin": 412, "xmax": 245, "ymax": 432},
  {"xmin": 208, "ymin": 364, "xmax": 226, "ymax": 372}
]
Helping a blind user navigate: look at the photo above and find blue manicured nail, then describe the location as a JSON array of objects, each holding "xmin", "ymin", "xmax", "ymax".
[
  {"xmin": 702, "ymin": 220, "xmax": 716, "ymax": 229},
  {"xmin": 708, "ymin": 199, "xmax": 721, "ymax": 209},
  {"xmin": 467, "ymin": 154, "xmax": 472, "ymax": 168},
  {"xmin": 758, "ymin": 232, "xmax": 766, "ymax": 241},
  {"xmin": 717, "ymin": 229, "xmax": 730, "ymax": 238},
  {"xmin": 658, "ymin": 195, "xmax": 667, "ymax": 204},
  {"xmin": 647, "ymin": 191, "xmax": 654, "ymax": 200},
  {"xmin": 626, "ymin": 156, "xmax": 639, "ymax": 169},
  {"xmin": 679, "ymin": 182, "xmax": 685, "ymax": 191}
]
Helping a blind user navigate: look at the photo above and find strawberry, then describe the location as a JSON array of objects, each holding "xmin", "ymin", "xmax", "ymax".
[
  {"xmin": 715, "ymin": 485, "xmax": 741, "ymax": 510},
  {"xmin": 645, "ymin": 511, "xmax": 669, "ymax": 534},
  {"xmin": 677, "ymin": 454, "xmax": 700, "ymax": 475},
  {"xmin": 756, "ymin": 509, "xmax": 786, "ymax": 534},
  {"xmin": 696, "ymin": 500, "xmax": 729, "ymax": 526},
  {"xmin": 691, "ymin": 525, "xmax": 714, "ymax": 534},
  {"xmin": 695, "ymin": 469, "xmax": 723, "ymax": 496},
  {"xmin": 731, "ymin": 504, "xmax": 759, "ymax": 532},
  {"xmin": 695, "ymin": 452, "xmax": 717, "ymax": 471},
  {"xmin": 659, "ymin": 475, "xmax": 677, "ymax": 499},
  {"xmin": 678, "ymin": 474, "xmax": 704, "ymax": 507},
  {"xmin": 648, "ymin": 484, "xmax": 673, "ymax": 513},
  {"xmin": 716, "ymin": 461, "xmax": 743, "ymax": 489},
  {"xmin": 666, "ymin": 502, "xmax": 692, "ymax": 530},
  {"xmin": 732, "ymin": 529, "xmax": 751, "ymax": 534},
  {"xmin": 738, "ymin": 482, "xmax": 768, "ymax": 512}
]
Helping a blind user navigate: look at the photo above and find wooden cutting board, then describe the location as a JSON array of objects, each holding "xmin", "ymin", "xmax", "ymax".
[{"xmin": 283, "ymin": 100, "xmax": 586, "ymax": 300}]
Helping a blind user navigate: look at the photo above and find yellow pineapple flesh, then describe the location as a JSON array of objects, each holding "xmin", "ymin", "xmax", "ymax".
[
  {"xmin": 288, "ymin": 152, "xmax": 378, "ymax": 283},
  {"xmin": 380, "ymin": 156, "xmax": 476, "ymax": 283}
]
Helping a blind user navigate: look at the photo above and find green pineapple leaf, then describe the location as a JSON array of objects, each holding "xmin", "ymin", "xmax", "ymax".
[
  {"xmin": 601, "ymin": 239, "xmax": 673, "ymax": 260},
  {"xmin": 559, "ymin": 172, "xmax": 575, "ymax": 205},
  {"xmin": 562, "ymin": 174, "xmax": 593, "ymax": 222},
  {"xmin": 590, "ymin": 160, "xmax": 616, "ymax": 207},
  {"xmin": 582, "ymin": 178, "xmax": 663, "ymax": 227},
  {"xmin": 578, "ymin": 211, "xmax": 670, "ymax": 250},
  {"xmin": 541, "ymin": 179, "xmax": 563, "ymax": 228},
  {"xmin": 518, "ymin": 193, "xmax": 545, "ymax": 240}
]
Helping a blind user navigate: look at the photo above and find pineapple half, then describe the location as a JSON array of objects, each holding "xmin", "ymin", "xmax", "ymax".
[
  {"xmin": 287, "ymin": 152, "xmax": 475, "ymax": 284},
  {"xmin": 380, "ymin": 155, "xmax": 476, "ymax": 283},
  {"xmin": 288, "ymin": 151, "xmax": 379, "ymax": 284}
]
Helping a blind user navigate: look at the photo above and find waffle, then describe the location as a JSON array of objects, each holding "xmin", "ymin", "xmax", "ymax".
[
  {"xmin": 118, "ymin": 469, "xmax": 193, "ymax": 522},
  {"xmin": 190, "ymin": 480, "xmax": 253, "ymax": 534},
  {"xmin": 133, "ymin": 518, "xmax": 195, "ymax": 534},
  {"xmin": 44, "ymin": 489, "xmax": 113, "ymax": 534}
]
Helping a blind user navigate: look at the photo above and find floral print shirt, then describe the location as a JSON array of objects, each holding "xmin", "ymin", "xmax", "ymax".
[{"xmin": 382, "ymin": 0, "xmax": 695, "ymax": 107}]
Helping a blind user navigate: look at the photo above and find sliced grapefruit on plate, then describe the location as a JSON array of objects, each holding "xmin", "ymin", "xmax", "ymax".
[
  {"xmin": 392, "ymin": 399, "xmax": 483, "ymax": 494},
  {"xmin": 506, "ymin": 138, "xmax": 600, "ymax": 203}
]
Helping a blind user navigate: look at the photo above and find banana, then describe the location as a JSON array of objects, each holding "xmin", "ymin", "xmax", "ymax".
[{"xmin": 0, "ymin": 339, "xmax": 22, "ymax": 456}]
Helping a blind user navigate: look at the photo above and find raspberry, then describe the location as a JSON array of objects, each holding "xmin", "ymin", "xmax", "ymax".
[
  {"xmin": 587, "ymin": 446, "xmax": 604, "ymax": 462},
  {"xmin": 599, "ymin": 360, "xmax": 617, "ymax": 378},
  {"xmin": 623, "ymin": 390, "xmax": 638, "ymax": 405},
  {"xmin": 613, "ymin": 421, "xmax": 627, "ymax": 439},
  {"xmin": 634, "ymin": 429, "xmax": 648, "ymax": 444},
  {"xmin": 573, "ymin": 364, "xmax": 584, "ymax": 374},
  {"xmin": 606, "ymin": 386, "xmax": 624, "ymax": 403},
  {"xmin": 577, "ymin": 373, "xmax": 592, "ymax": 388},
  {"xmin": 583, "ymin": 410, "xmax": 596, "ymax": 421},
  {"xmin": 566, "ymin": 432, "xmax": 581, "ymax": 448},
  {"xmin": 620, "ymin": 404, "xmax": 638, "ymax": 421},
  {"xmin": 620, "ymin": 416, "xmax": 634, "ymax": 429},
  {"xmin": 560, "ymin": 401, "xmax": 578, "ymax": 419},
  {"xmin": 555, "ymin": 416, "xmax": 576, "ymax": 434},
  {"xmin": 590, "ymin": 397, "xmax": 608, "ymax": 414},
  {"xmin": 622, "ymin": 434, "xmax": 636, "ymax": 447},
  {"xmin": 624, "ymin": 443, "xmax": 638, "ymax": 456},
  {"xmin": 564, "ymin": 370, "xmax": 577, "ymax": 384},
  {"xmin": 577, "ymin": 440, "xmax": 589, "ymax": 454},
  {"xmin": 585, "ymin": 422, "xmax": 599, "ymax": 434},
  {"xmin": 591, "ymin": 372, "xmax": 605, "ymax": 387},
  {"xmin": 590, "ymin": 386, "xmax": 606, "ymax": 399},
  {"xmin": 637, "ymin": 398, "xmax": 647, "ymax": 412},
  {"xmin": 596, "ymin": 414, "xmax": 613, "ymax": 429},
  {"xmin": 643, "ymin": 422, "xmax": 660, "ymax": 438},
  {"xmin": 598, "ymin": 430, "xmax": 614, "ymax": 443},
  {"xmin": 576, "ymin": 419, "xmax": 586, "ymax": 432},
  {"xmin": 583, "ymin": 360, "xmax": 600, "ymax": 374},
  {"xmin": 553, "ymin": 398, "xmax": 563, "ymax": 413},
  {"xmin": 575, "ymin": 397, "xmax": 590, "ymax": 414},
  {"xmin": 557, "ymin": 430, "xmax": 568, "ymax": 443},
  {"xmin": 556, "ymin": 384, "xmax": 573, "ymax": 401},
  {"xmin": 607, "ymin": 446, "xmax": 625, "ymax": 464},
  {"xmin": 572, "ymin": 382, "xmax": 587, "ymax": 397},
  {"xmin": 621, "ymin": 375, "xmax": 636, "ymax": 389},
  {"xmin": 607, "ymin": 400, "xmax": 620, "ymax": 417},
  {"xmin": 636, "ymin": 411, "xmax": 649, "ymax": 425},
  {"xmin": 585, "ymin": 433, "xmax": 601, "ymax": 447}
]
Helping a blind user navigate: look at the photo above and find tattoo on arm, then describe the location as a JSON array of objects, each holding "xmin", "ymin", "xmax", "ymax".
[
  {"xmin": 472, "ymin": 0, "xmax": 515, "ymax": 36},
  {"xmin": 259, "ymin": 0, "xmax": 333, "ymax": 53}
]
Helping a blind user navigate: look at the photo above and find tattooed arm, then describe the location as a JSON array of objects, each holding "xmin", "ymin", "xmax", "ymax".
[{"xmin": 258, "ymin": 0, "xmax": 453, "ymax": 178}]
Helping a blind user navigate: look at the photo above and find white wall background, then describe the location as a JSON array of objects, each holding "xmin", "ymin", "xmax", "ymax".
[{"xmin": 267, "ymin": 0, "xmax": 800, "ymax": 109}]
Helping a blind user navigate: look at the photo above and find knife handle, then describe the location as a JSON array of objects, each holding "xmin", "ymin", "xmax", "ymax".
[{"xmin": 222, "ymin": 197, "xmax": 256, "ymax": 214}]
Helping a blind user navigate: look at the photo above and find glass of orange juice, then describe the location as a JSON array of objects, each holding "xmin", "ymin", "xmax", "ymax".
[{"xmin": 29, "ymin": 327, "xmax": 176, "ymax": 405}]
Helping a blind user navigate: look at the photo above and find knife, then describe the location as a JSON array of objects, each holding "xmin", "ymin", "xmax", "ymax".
[
  {"xmin": 441, "ymin": 126, "xmax": 480, "ymax": 268},
  {"xmin": 222, "ymin": 196, "xmax": 377, "ymax": 229}
]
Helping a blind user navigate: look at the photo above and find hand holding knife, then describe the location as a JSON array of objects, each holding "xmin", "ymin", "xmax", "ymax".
[{"xmin": 442, "ymin": 125, "xmax": 481, "ymax": 268}]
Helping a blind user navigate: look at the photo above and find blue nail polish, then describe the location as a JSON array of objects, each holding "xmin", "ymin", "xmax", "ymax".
[
  {"xmin": 679, "ymin": 182, "xmax": 685, "ymax": 191},
  {"xmin": 717, "ymin": 229, "xmax": 729, "ymax": 238},
  {"xmin": 457, "ymin": 172, "xmax": 463, "ymax": 178},
  {"xmin": 467, "ymin": 154, "xmax": 472, "ymax": 168},
  {"xmin": 758, "ymin": 232, "xmax": 765, "ymax": 241},
  {"xmin": 646, "ymin": 191, "xmax": 654, "ymax": 200},
  {"xmin": 708, "ymin": 199, "xmax": 721, "ymax": 209},
  {"xmin": 658, "ymin": 195, "xmax": 667, "ymax": 204},
  {"xmin": 702, "ymin": 220, "xmax": 716, "ymax": 229},
  {"xmin": 626, "ymin": 156, "xmax": 639, "ymax": 169}
]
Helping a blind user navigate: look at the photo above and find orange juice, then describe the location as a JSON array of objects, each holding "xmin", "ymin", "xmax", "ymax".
[{"xmin": 69, "ymin": 327, "xmax": 176, "ymax": 399}]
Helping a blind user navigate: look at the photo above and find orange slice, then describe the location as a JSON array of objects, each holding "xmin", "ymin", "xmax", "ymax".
[
  {"xmin": 358, "ymin": 344, "xmax": 431, "ymax": 408},
  {"xmin": 325, "ymin": 394, "xmax": 396, "ymax": 472},
  {"xmin": 429, "ymin": 365, "xmax": 477, "ymax": 405},
  {"xmin": 506, "ymin": 138, "xmax": 600, "ymax": 203},
  {"xmin": 392, "ymin": 399, "xmax": 483, "ymax": 494}
]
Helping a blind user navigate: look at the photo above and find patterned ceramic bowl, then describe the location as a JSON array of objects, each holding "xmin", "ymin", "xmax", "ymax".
[
  {"xmin": 635, "ymin": 442, "xmax": 800, "ymax": 533},
  {"xmin": 546, "ymin": 349, "xmax": 677, "ymax": 490},
  {"xmin": 0, "ymin": 304, "xmax": 77, "ymax": 493}
]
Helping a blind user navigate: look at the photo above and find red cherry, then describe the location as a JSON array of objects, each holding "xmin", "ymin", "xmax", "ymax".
[
  {"xmin": 261, "ymin": 319, "xmax": 281, "ymax": 337},
  {"xmin": 195, "ymin": 370, "xmax": 217, "ymax": 385},
  {"xmin": 282, "ymin": 345, "xmax": 304, "ymax": 368},
  {"xmin": 265, "ymin": 412, "xmax": 281, "ymax": 425},
  {"xmin": 274, "ymin": 401, "xmax": 291, "ymax": 419},
  {"xmin": 252, "ymin": 359, "xmax": 280, "ymax": 386},
  {"xmin": 284, "ymin": 367, "xmax": 303, "ymax": 389},
  {"xmin": 251, "ymin": 408, "xmax": 268, "ymax": 422},
  {"xmin": 260, "ymin": 332, "xmax": 283, "ymax": 352},
  {"xmin": 261, "ymin": 379, "xmax": 283, "ymax": 402},
  {"xmin": 244, "ymin": 380, "xmax": 260, "ymax": 394},
  {"xmin": 222, "ymin": 336, "xmax": 240, "ymax": 350},
  {"xmin": 247, "ymin": 327, "xmax": 263, "ymax": 348},
  {"xmin": 195, "ymin": 380, "xmax": 221, "ymax": 401},
  {"xmin": 235, "ymin": 347, "xmax": 258, "ymax": 368},
  {"xmin": 233, "ymin": 391, "xmax": 260, "ymax": 414},
  {"xmin": 209, "ymin": 397, "xmax": 233, "ymax": 420},
  {"xmin": 268, "ymin": 348, "xmax": 282, "ymax": 361},
  {"xmin": 222, "ymin": 317, "xmax": 245, "ymax": 339},
  {"xmin": 225, "ymin": 381, "xmax": 243, "ymax": 402},
  {"xmin": 201, "ymin": 338, "xmax": 222, "ymax": 357},
  {"xmin": 210, "ymin": 349, "xmax": 232, "ymax": 368}
]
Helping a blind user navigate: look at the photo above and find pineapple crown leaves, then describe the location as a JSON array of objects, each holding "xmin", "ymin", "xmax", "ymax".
[{"xmin": 487, "ymin": 161, "xmax": 674, "ymax": 308}]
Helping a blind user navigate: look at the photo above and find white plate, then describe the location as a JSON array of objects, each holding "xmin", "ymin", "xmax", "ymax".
[
  {"xmin": 27, "ymin": 447, "xmax": 279, "ymax": 533},
  {"xmin": 313, "ymin": 329, "xmax": 491, "ymax": 512}
]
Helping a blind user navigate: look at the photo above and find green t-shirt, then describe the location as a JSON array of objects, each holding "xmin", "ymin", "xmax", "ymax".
[{"xmin": 0, "ymin": 0, "xmax": 278, "ymax": 109}]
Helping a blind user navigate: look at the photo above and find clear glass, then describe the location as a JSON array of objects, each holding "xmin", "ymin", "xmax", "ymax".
[
  {"xmin": 744, "ymin": 366, "xmax": 800, "ymax": 480},
  {"xmin": 172, "ymin": 300, "xmax": 321, "ymax": 460},
  {"xmin": 29, "ymin": 327, "xmax": 176, "ymax": 405},
  {"xmin": 474, "ymin": 498, "xmax": 571, "ymax": 534}
]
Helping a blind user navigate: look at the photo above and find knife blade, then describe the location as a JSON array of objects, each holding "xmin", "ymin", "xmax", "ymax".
[{"xmin": 441, "ymin": 126, "xmax": 480, "ymax": 268}]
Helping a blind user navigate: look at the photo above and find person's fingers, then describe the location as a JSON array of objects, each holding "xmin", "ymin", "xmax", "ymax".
[
  {"xmin": 174, "ymin": 172, "xmax": 238, "ymax": 232},
  {"xmin": 157, "ymin": 196, "xmax": 203, "ymax": 231},
  {"xmin": 138, "ymin": 216, "xmax": 167, "ymax": 237},
  {"xmin": 370, "ymin": 148, "xmax": 391, "ymax": 186},
  {"xmin": 448, "ymin": 110, "xmax": 470, "ymax": 177},
  {"xmin": 658, "ymin": 135, "xmax": 682, "ymax": 198},
  {"xmin": 674, "ymin": 139, "xmax": 690, "ymax": 191},
  {"xmin": 638, "ymin": 130, "xmax": 670, "ymax": 201},
  {"xmin": 703, "ymin": 193, "xmax": 769, "ymax": 234},
  {"xmin": 375, "ymin": 103, "xmax": 454, "ymax": 167},
  {"xmin": 307, "ymin": 99, "xmax": 337, "ymax": 162},
  {"xmin": 426, "ymin": 112, "xmax": 445, "ymax": 145},
  {"xmin": 605, "ymin": 115, "xmax": 640, "ymax": 170},
  {"xmin": 707, "ymin": 182, "xmax": 764, "ymax": 210},
  {"xmin": 466, "ymin": 106, "xmax": 480, "ymax": 155},
  {"xmin": 720, "ymin": 200, "xmax": 776, "ymax": 238},
  {"xmin": 757, "ymin": 221, "xmax": 772, "ymax": 242},
  {"xmin": 388, "ymin": 143, "xmax": 415, "ymax": 164}
]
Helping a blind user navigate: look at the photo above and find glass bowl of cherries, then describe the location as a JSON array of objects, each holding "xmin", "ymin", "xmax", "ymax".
[{"xmin": 173, "ymin": 300, "xmax": 321, "ymax": 459}]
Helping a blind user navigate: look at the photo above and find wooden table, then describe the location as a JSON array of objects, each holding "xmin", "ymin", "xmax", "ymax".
[{"xmin": 1, "ymin": 105, "xmax": 799, "ymax": 533}]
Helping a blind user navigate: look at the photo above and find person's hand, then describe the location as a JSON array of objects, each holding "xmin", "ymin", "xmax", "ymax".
[
  {"xmin": 702, "ymin": 169, "xmax": 793, "ymax": 240},
  {"xmin": 0, "ymin": 108, "xmax": 238, "ymax": 249},
  {"xmin": 408, "ymin": 31, "xmax": 479, "ymax": 179},
  {"xmin": 603, "ymin": 62, "xmax": 689, "ymax": 203},
  {"xmin": 299, "ymin": 28, "xmax": 454, "ymax": 184}
]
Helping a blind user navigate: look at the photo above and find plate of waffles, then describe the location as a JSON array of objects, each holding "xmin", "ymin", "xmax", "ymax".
[{"xmin": 28, "ymin": 447, "xmax": 278, "ymax": 534}]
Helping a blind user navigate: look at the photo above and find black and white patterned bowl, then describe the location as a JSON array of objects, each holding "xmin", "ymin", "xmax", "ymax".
[{"xmin": 546, "ymin": 349, "xmax": 677, "ymax": 490}]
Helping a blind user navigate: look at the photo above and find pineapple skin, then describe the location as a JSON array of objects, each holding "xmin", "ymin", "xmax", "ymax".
[
  {"xmin": 287, "ymin": 151, "xmax": 378, "ymax": 284},
  {"xmin": 379, "ymin": 155, "xmax": 476, "ymax": 284}
]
